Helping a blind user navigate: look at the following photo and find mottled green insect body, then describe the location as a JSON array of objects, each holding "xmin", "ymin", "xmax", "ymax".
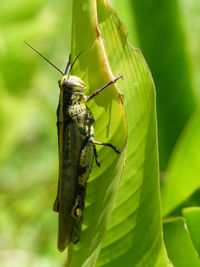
[
  {"xmin": 24, "ymin": 42, "xmax": 121, "ymax": 252},
  {"xmin": 54, "ymin": 68, "xmax": 121, "ymax": 251},
  {"xmin": 54, "ymin": 73, "xmax": 96, "ymax": 250}
]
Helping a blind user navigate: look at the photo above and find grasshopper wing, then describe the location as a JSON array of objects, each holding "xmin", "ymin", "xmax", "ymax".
[{"xmin": 56, "ymin": 117, "xmax": 82, "ymax": 251}]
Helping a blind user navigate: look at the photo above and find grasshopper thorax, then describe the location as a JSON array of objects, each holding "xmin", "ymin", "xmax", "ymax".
[{"xmin": 59, "ymin": 75, "xmax": 86, "ymax": 92}]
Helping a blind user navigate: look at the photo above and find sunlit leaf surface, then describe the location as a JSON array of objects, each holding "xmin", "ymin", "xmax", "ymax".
[{"xmin": 67, "ymin": 0, "xmax": 170, "ymax": 266}]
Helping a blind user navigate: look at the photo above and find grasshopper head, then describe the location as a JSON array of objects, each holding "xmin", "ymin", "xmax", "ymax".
[{"xmin": 59, "ymin": 75, "xmax": 86, "ymax": 92}]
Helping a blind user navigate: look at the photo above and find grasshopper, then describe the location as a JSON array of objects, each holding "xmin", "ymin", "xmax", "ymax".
[{"xmin": 24, "ymin": 42, "xmax": 122, "ymax": 251}]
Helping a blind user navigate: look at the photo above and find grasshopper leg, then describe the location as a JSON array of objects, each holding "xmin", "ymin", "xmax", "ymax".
[
  {"xmin": 88, "ymin": 124, "xmax": 119, "ymax": 166},
  {"xmin": 53, "ymin": 179, "xmax": 60, "ymax": 212},
  {"xmin": 87, "ymin": 75, "xmax": 123, "ymax": 101},
  {"xmin": 94, "ymin": 144, "xmax": 100, "ymax": 167},
  {"xmin": 90, "ymin": 140, "xmax": 120, "ymax": 154},
  {"xmin": 71, "ymin": 141, "xmax": 94, "ymax": 243}
]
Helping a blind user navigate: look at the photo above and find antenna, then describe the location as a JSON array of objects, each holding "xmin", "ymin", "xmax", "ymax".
[
  {"xmin": 64, "ymin": 54, "xmax": 71, "ymax": 75},
  {"xmin": 68, "ymin": 51, "xmax": 83, "ymax": 75},
  {"xmin": 24, "ymin": 41, "xmax": 64, "ymax": 76}
]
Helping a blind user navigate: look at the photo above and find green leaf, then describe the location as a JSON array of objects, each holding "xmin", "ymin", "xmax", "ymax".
[
  {"xmin": 183, "ymin": 207, "xmax": 200, "ymax": 255},
  {"xmin": 163, "ymin": 217, "xmax": 200, "ymax": 267},
  {"xmin": 129, "ymin": 0, "xmax": 196, "ymax": 170},
  {"xmin": 67, "ymin": 0, "xmax": 170, "ymax": 266},
  {"xmin": 162, "ymin": 109, "xmax": 200, "ymax": 216},
  {"xmin": 68, "ymin": 0, "xmax": 127, "ymax": 266},
  {"xmin": 165, "ymin": 189, "xmax": 200, "ymax": 218}
]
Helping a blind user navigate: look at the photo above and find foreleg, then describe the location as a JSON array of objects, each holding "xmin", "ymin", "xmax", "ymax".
[{"xmin": 87, "ymin": 75, "xmax": 123, "ymax": 101}]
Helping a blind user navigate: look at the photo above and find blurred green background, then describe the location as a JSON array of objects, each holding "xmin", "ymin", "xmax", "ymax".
[{"xmin": 0, "ymin": 0, "xmax": 200, "ymax": 266}]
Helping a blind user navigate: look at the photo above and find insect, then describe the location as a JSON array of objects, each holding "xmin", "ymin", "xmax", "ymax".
[{"xmin": 24, "ymin": 41, "xmax": 122, "ymax": 251}]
